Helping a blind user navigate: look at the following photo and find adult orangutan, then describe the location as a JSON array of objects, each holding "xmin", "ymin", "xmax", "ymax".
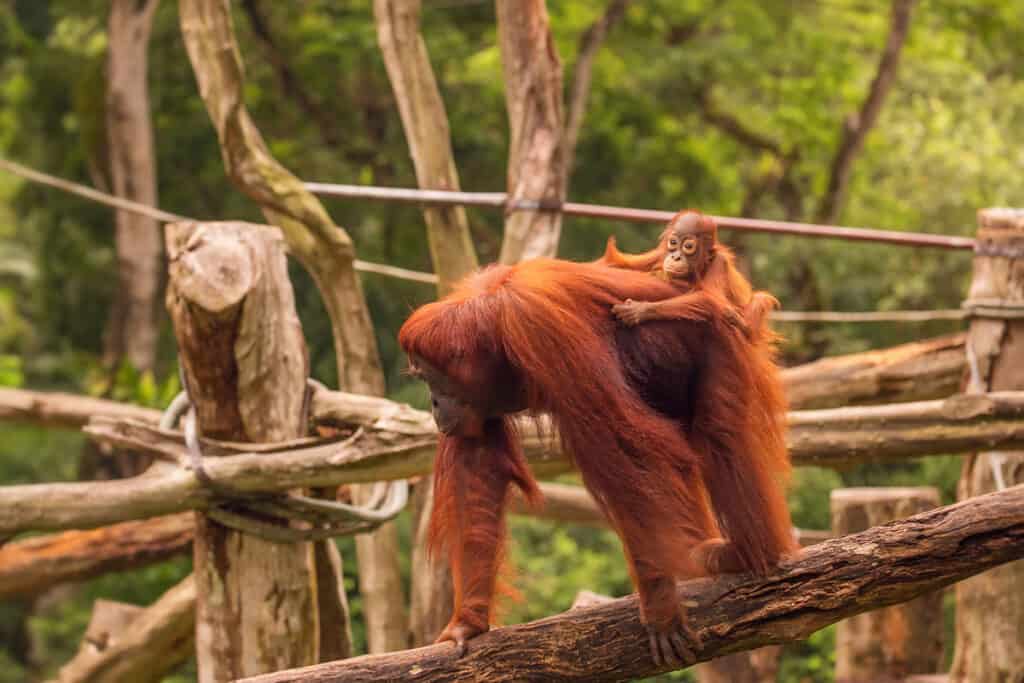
[
  {"xmin": 599, "ymin": 209, "xmax": 778, "ymax": 343},
  {"xmin": 398, "ymin": 258, "xmax": 793, "ymax": 667}
]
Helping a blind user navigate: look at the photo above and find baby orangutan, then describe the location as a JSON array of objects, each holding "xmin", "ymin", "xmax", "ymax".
[{"xmin": 599, "ymin": 210, "xmax": 778, "ymax": 343}]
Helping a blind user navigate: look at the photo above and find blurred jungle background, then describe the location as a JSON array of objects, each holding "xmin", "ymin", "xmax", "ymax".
[{"xmin": 1, "ymin": 1, "xmax": 1022, "ymax": 681}]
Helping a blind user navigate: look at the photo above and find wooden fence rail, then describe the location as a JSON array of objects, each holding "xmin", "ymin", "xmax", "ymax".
[{"xmin": 2, "ymin": 390, "xmax": 1023, "ymax": 537}]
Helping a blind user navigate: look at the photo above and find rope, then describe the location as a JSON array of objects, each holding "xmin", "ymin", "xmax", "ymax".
[
  {"xmin": 158, "ymin": 381, "xmax": 408, "ymax": 543},
  {"xmin": 0, "ymin": 156, "xmax": 439, "ymax": 285}
]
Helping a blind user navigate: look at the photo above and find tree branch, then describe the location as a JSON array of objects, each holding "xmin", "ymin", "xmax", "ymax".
[
  {"xmin": 814, "ymin": 0, "xmax": 915, "ymax": 223},
  {"xmin": 563, "ymin": 0, "xmax": 632, "ymax": 184},
  {"xmin": 53, "ymin": 575, "xmax": 195, "ymax": 683},
  {"xmin": 4, "ymin": 391, "xmax": 1024, "ymax": 536},
  {"xmin": 0, "ymin": 514, "xmax": 191, "ymax": 600},
  {"xmin": 241, "ymin": 484, "xmax": 1024, "ymax": 682},
  {"xmin": 238, "ymin": 0, "xmax": 341, "ymax": 147},
  {"xmin": 779, "ymin": 332, "xmax": 965, "ymax": 410}
]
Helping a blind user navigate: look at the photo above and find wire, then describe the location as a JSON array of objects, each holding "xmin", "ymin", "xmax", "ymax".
[
  {"xmin": 0, "ymin": 155, "xmax": 974, "ymax": 320},
  {"xmin": 0, "ymin": 157, "xmax": 439, "ymax": 285},
  {"xmin": 771, "ymin": 309, "xmax": 966, "ymax": 323}
]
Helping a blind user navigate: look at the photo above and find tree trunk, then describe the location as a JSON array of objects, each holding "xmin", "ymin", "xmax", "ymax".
[
  {"xmin": 103, "ymin": 0, "xmax": 162, "ymax": 373},
  {"xmin": 832, "ymin": 487, "xmax": 944, "ymax": 681},
  {"xmin": 495, "ymin": 0, "xmax": 566, "ymax": 263},
  {"xmin": 166, "ymin": 220, "xmax": 318, "ymax": 681},
  {"xmin": 951, "ymin": 208, "xmax": 1024, "ymax": 683},
  {"xmin": 180, "ymin": 0, "xmax": 385, "ymax": 659}
]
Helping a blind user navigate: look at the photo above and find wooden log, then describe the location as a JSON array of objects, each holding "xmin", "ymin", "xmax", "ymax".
[
  {"xmin": 0, "ymin": 482, "xmax": 829, "ymax": 603},
  {"xmin": 781, "ymin": 333, "xmax": 965, "ymax": 409},
  {"xmin": 952, "ymin": 208, "xmax": 1024, "ymax": 682},
  {"xmin": 240, "ymin": 484, "xmax": 1024, "ymax": 683},
  {"xmin": 832, "ymin": 487, "xmax": 944, "ymax": 681},
  {"xmin": 0, "ymin": 388, "xmax": 161, "ymax": 429},
  {"xmin": 52, "ymin": 575, "xmax": 195, "ymax": 683},
  {"xmin": 0, "ymin": 514, "xmax": 191, "ymax": 599},
  {"xmin": 165, "ymin": 220, "xmax": 318, "ymax": 681},
  {"xmin": 5, "ymin": 391, "xmax": 1024, "ymax": 537}
]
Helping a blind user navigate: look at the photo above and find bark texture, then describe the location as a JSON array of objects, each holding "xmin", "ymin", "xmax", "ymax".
[
  {"xmin": 832, "ymin": 487, "xmax": 944, "ymax": 681},
  {"xmin": 166, "ymin": 220, "xmax": 317, "ymax": 681},
  {"xmin": 373, "ymin": 0, "xmax": 478, "ymax": 294},
  {"xmin": 103, "ymin": 0, "xmax": 162, "ymax": 372},
  {"xmin": 781, "ymin": 333, "xmax": 965, "ymax": 410},
  {"xmin": 240, "ymin": 484, "xmax": 1024, "ymax": 683},
  {"xmin": 951, "ymin": 208, "xmax": 1024, "ymax": 683},
  {"xmin": 496, "ymin": 0, "xmax": 566, "ymax": 263},
  {"xmin": 0, "ymin": 514, "xmax": 191, "ymax": 599},
  {"xmin": 180, "ymin": 0, "xmax": 381, "ymax": 659},
  {"xmin": 7, "ymin": 390, "xmax": 1024, "ymax": 536}
]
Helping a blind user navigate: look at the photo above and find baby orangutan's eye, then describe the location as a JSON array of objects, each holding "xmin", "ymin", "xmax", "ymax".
[{"xmin": 682, "ymin": 239, "xmax": 698, "ymax": 255}]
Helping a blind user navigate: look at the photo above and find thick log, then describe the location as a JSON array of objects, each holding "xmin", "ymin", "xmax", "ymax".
[
  {"xmin": 53, "ymin": 575, "xmax": 195, "ymax": 683},
  {"xmin": 780, "ymin": 333, "xmax": 965, "ymax": 410},
  {"xmin": 832, "ymin": 487, "xmax": 944, "ymax": 680},
  {"xmin": 5, "ymin": 391, "xmax": 1024, "ymax": 536},
  {"xmin": 0, "ymin": 514, "xmax": 191, "ymax": 599},
  {"xmin": 952, "ymin": 208, "xmax": 1024, "ymax": 682},
  {"xmin": 165, "ymin": 220, "xmax": 318, "ymax": 680},
  {"xmin": 241, "ymin": 484, "xmax": 1024, "ymax": 683}
]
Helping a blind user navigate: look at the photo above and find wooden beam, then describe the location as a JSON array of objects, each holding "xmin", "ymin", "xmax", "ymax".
[
  {"xmin": 0, "ymin": 514, "xmax": 191, "ymax": 599},
  {"xmin": 4, "ymin": 391, "xmax": 1024, "ymax": 537}
]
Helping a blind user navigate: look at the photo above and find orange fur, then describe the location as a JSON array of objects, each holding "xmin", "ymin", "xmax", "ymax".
[{"xmin": 399, "ymin": 258, "xmax": 794, "ymax": 640}]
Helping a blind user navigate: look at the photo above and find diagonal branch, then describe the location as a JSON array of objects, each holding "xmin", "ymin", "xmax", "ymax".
[
  {"xmin": 697, "ymin": 85, "xmax": 786, "ymax": 158},
  {"xmin": 238, "ymin": 0, "xmax": 340, "ymax": 148},
  {"xmin": 814, "ymin": 0, "xmax": 915, "ymax": 223},
  {"xmin": 241, "ymin": 484, "xmax": 1024, "ymax": 682},
  {"xmin": 563, "ymin": 0, "xmax": 633, "ymax": 184}
]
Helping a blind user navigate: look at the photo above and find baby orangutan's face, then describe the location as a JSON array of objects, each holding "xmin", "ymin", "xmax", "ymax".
[{"xmin": 661, "ymin": 214, "xmax": 714, "ymax": 281}]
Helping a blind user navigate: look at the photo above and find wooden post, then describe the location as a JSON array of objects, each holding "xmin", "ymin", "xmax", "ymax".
[
  {"xmin": 832, "ymin": 487, "xmax": 944, "ymax": 682},
  {"xmin": 951, "ymin": 208, "xmax": 1024, "ymax": 682},
  {"xmin": 166, "ymin": 221, "xmax": 318, "ymax": 681}
]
